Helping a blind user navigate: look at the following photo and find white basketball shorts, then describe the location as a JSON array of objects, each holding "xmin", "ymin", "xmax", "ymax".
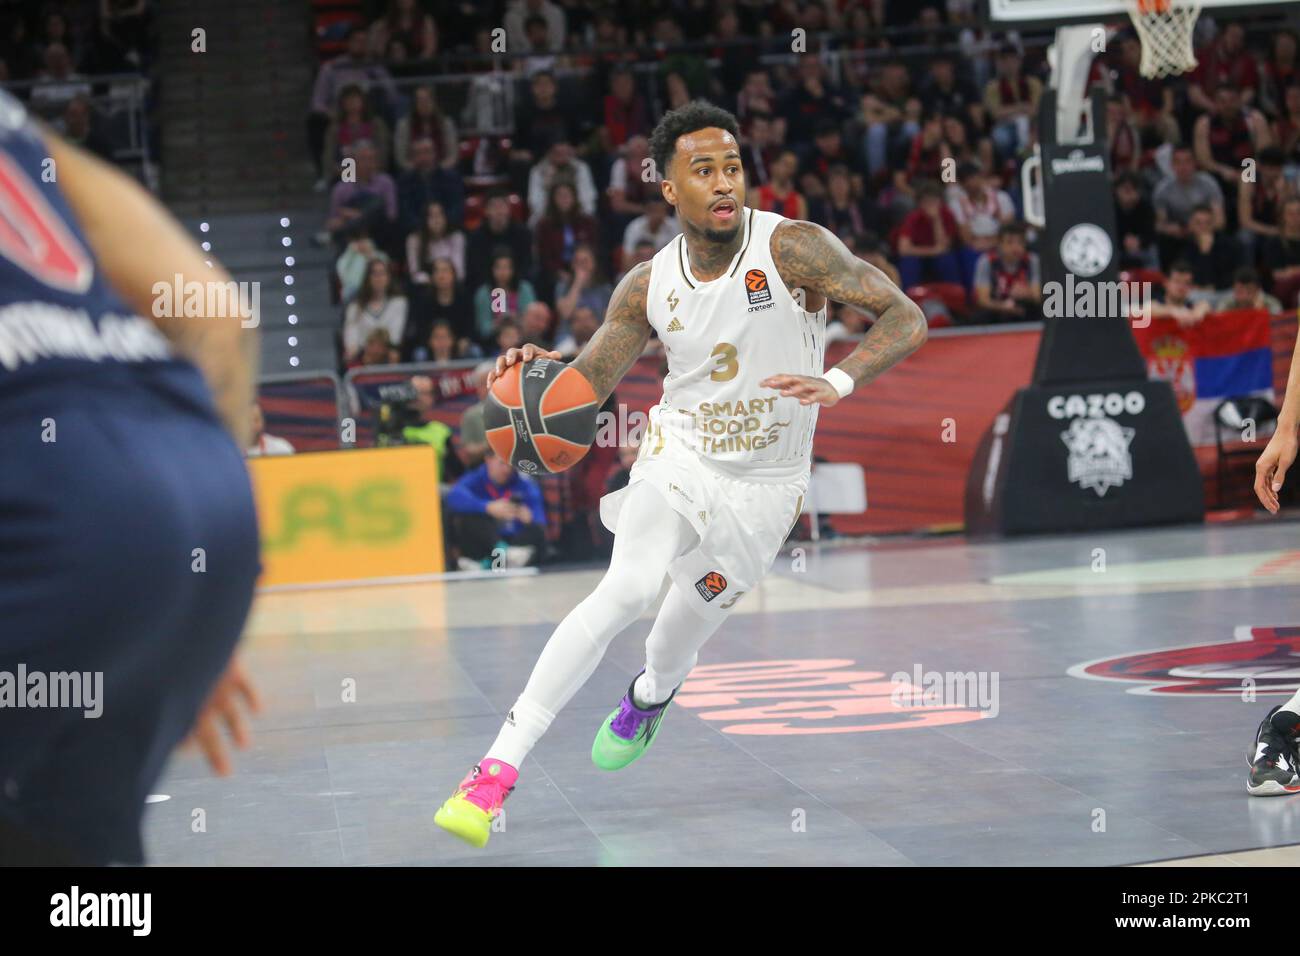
[{"xmin": 598, "ymin": 409, "xmax": 808, "ymax": 620}]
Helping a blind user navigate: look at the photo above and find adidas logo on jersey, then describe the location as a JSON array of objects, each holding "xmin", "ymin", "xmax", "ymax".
[{"xmin": 666, "ymin": 317, "xmax": 684, "ymax": 332}]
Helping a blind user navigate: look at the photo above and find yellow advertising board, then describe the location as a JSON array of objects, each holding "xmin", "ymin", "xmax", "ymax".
[{"xmin": 248, "ymin": 446, "xmax": 444, "ymax": 587}]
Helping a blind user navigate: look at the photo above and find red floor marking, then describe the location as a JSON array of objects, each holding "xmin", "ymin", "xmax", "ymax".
[{"xmin": 677, "ymin": 659, "xmax": 989, "ymax": 735}]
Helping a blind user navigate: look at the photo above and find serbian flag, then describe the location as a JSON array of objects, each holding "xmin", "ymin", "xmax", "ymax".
[{"xmin": 1132, "ymin": 308, "xmax": 1274, "ymax": 446}]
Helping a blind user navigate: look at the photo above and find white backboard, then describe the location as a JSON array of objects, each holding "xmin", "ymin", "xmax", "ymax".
[{"xmin": 987, "ymin": 0, "xmax": 1284, "ymax": 25}]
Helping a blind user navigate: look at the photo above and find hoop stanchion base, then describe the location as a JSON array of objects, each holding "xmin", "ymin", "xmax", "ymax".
[{"xmin": 965, "ymin": 381, "xmax": 1205, "ymax": 536}]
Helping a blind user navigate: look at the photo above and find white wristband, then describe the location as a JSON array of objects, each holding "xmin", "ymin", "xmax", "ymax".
[{"xmin": 822, "ymin": 367, "xmax": 855, "ymax": 399}]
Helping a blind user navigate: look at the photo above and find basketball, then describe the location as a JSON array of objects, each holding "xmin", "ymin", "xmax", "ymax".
[{"xmin": 483, "ymin": 357, "xmax": 599, "ymax": 475}]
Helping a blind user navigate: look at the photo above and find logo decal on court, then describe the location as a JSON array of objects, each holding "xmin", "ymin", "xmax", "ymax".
[
  {"xmin": 674, "ymin": 659, "xmax": 990, "ymax": 735},
  {"xmin": 1069, "ymin": 626, "xmax": 1300, "ymax": 696}
]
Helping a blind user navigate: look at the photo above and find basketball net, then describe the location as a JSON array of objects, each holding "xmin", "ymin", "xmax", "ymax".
[{"xmin": 1129, "ymin": 0, "xmax": 1202, "ymax": 78}]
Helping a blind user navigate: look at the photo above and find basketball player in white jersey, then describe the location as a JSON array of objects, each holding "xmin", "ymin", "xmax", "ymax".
[{"xmin": 435, "ymin": 102, "xmax": 927, "ymax": 847}]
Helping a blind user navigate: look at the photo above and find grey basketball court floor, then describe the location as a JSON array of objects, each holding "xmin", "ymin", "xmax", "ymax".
[{"xmin": 143, "ymin": 518, "xmax": 1300, "ymax": 866}]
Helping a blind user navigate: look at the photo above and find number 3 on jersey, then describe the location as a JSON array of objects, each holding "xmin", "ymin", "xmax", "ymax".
[{"xmin": 710, "ymin": 342, "xmax": 738, "ymax": 382}]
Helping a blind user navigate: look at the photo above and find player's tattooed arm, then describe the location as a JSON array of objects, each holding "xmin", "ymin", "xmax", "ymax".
[
  {"xmin": 771, "ymin": 220, "xmax": 927, "ymax": 389},
  {"xmin": 571, "ymin": 260, "xmax": 653, "ymax": 403}
]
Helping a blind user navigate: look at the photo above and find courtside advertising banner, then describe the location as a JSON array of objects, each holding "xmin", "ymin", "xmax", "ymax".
[{"xmin": 248, "ymin": 445, "xmax": 445, "ymax": 587}]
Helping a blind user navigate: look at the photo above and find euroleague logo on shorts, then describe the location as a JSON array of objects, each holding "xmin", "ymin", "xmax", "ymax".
[
  {"xmin": 1069, "ymin": 625, "xmax": 1300, "ymax": 696},
  {"xmin": 694, "ymin": 570, "xmax": 728, "ymax": 602},
  {"xmin": 743, "ymin": 269, "xmax": 771, "ymax": 305}
]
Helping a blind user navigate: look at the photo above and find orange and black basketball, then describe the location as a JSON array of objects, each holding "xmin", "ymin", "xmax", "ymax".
[{"xmin": 483, "ymin": 358, "xmax": 599, "ymax": 475}]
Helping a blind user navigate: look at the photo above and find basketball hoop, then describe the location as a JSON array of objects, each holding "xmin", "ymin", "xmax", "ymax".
[{"xmin": 1129, "ymin": 0, "xmax": 1202, "ymax": 79}]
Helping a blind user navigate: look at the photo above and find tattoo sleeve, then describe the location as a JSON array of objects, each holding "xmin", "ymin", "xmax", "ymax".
[
  {"xmin": 571, "ymin": 260, "xmax": 653, "ymax": 403},
  {"xmin": 771, "ymin": 219, "xmax": 928, "ymax": 387}
]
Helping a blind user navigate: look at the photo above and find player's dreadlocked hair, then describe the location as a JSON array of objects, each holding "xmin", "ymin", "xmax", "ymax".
[{"xmin": 649, "ymin": 100, "xmax": 741, "ymax": 181}]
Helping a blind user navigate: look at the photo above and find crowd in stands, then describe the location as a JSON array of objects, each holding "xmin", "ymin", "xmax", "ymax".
[
  {"xmin": 0, "ymin": 2, "xmax": 154, "ymax": 168},
  {"xmin": 303, "ymin": 0, "xmax": 1300, "ymax": 562},
  {"xmin": 310, "ymin": 1, "xmax": 1300, "ymax": 372}
]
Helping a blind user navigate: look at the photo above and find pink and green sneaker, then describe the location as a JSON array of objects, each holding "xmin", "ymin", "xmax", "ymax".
[
  {"xmin": 434, "ymin": 759, "xmax": 518, "ymax": 848},
  {"xmin": 591, "ymin": 672, "xmax": 679, "ymax": 771}
]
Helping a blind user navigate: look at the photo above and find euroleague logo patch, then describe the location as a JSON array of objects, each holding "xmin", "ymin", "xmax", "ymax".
[
  {"xmin": 695, "ymin": 570, "xmax": 728, "ymax": 602},
  {"xmin": 743, "ymin": 269, "xmax": 771, "ymax": 305},
  {"xmin": 1069, "ymin": 625, "xmax": 1300, "ymax": 696}
]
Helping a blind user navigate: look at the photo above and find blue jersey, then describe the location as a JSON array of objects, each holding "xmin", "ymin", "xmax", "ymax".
[
  {"xmin": 0, "ymin": 90, "xmax": 216, "ymax": 420},
  {"xmin": 0, "ymin": 91, "xmax": 259, "ymax": 863}
]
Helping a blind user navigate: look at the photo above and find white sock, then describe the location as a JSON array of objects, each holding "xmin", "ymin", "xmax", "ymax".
[{"xmin": 486, "ymin": 696, "xmax": 555, "ymax": 769}]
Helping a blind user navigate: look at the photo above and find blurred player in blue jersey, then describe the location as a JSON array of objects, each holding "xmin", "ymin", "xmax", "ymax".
[{"xmin": 0, "ymin": 90, "xmax": 262, "ymax": 863}]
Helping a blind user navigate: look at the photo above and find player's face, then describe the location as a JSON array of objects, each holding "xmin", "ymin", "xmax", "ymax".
[{"xmin": 662, "ymin": 127, "xmax": 745, "ymax": 245}]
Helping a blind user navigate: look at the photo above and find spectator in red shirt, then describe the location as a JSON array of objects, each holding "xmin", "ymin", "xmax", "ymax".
[
  {"xmin": 1193, "ymin": 85, "xmax": 1273, "ymax": 212},
  {"xmin": 601, "ymin": 66, "xmax": 650, "ymax": 151},
  {"xmin": 972, "ymin": 223, "xmax": 1042, "ymax": 324},
  {"xmin": 534, "ymin": 181, "xmax": 600, "ymax": 291},
  {"xmin": 1111, "ymin": 34, "xmax": 1178, "ymax": 145},
  {"xmin": 895, "ymin": 113, "xmax": 952, "ymax": 205},
  {"xmin": 753, "ymin": 150, "xmax": 808, "ymax": 220},
  {"xmin": 1189, "ymin": 21, "xmax": 1260, "ymax": 113},
  {"xmin": 897, "ymin": 180, "xmax": 964, "ymax": 289}
]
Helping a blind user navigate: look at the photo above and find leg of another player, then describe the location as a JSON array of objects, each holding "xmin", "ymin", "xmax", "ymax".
[{"xmin": 1247, "ymin": 692, "xmax": 1300, "ymax": 796}]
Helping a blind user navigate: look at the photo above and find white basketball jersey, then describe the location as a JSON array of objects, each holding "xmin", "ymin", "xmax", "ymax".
[{"xmin": 644, "ymin": 207, "xmax": 826, "ymax": 481}]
